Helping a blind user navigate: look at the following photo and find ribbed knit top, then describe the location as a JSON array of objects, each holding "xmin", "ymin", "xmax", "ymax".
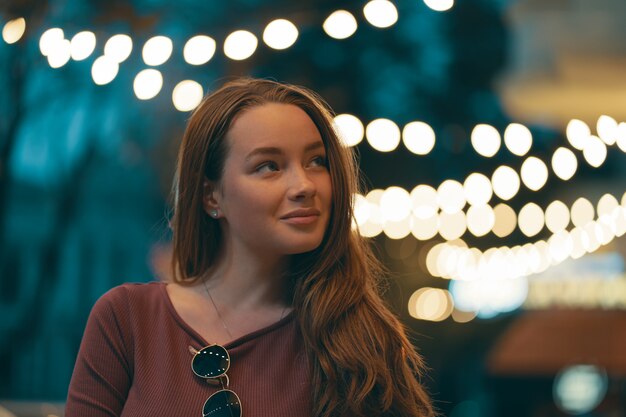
[{"xmin": 65, "ymin": 282, "xmax": 311, "ymax": 417}]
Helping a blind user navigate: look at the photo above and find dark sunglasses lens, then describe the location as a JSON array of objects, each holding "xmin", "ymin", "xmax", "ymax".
[
  {"xmin": 192, "ymin": 345, "xmax": 230, "ymax": 378},
  {"xmin": 203, "ymin": 389, "xmax": 241, "ymax": 417}
]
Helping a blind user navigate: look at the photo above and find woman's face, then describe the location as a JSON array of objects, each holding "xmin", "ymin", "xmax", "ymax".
[{"xmin": 207, "ymin": 103, "xmax": 332, "ymax": 259}]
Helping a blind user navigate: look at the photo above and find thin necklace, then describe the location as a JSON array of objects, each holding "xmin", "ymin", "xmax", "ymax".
[{"xmin": 202, "ymin": 279, "xmax": 289, "ymax": 341}]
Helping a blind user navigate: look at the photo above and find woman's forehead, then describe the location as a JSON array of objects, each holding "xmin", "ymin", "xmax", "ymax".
[{"xmin": 225, "ymin": 103, "xmax": 323, "ymax": 154}]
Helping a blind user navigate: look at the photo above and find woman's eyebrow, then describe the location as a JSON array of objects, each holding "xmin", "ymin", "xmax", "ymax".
[{"xmin": 245, "ymin": 140, "xmax": 324, "ymax": 161}]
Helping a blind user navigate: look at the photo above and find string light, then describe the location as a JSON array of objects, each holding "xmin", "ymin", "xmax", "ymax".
[
  {"xmin": 183, "ymin": 35, "xmax": 216, "ymax": 65},
  {"xmin": 70, "ymin": 31, "xmax": 96, "ymax": 61},
  {"xmin": 39, "ymin": 28, "xmax": 64, "ymax": 56},
  {"xmin": 223, "ymin": 30, "xmax": 258, "ymax": 60},
  {"xmin": 491, "ymin": 165, "xmax": 520, "ymax": 201},
  {"xmin": 520, "ymin": 156, "xmax": 549, "ymax": 191},
  {"xmin": 104, "ymin": 34, "xmax": 133, "ymax": 63},
  {"xmin": 2, "ymin": 17, "xmax": 26, "ymax": 44},
  {"xmin": 142, "ymin": 36, "xmax": 173, "ymax": 66},
  {"xmin": 366, "ymin": 118, "xmax": 401, "ymax": 152},
  {"xmin": 566, "ymin": 119, "xmax": 590, "ymax": 150},
  {"xmin": 552, "ymin": 147, "xmax": 578, "ymax": 181},
  {"xmin": 597, "ymin": 115, "xmax": 618, "ymax": 145},
  {"xmin": 582, "ymin": 135, "xmax": 607, "ymax": 167},
  {"xmin": 504, "ymin": 123, "xmax": 532, "ymax": 156},
  {"xmin": 47, "ymin": 38, "xmax": 71, "ymax": 68},
  {"xmin": 133, "ymin": 69, "xmax": 163, "ymax": 100},
  {"xmin": 423, "ymin": 0, "xmax": 455, "ymax": 12},
  {"xmin": 263, "ymin": 19, "xmax": 298, "ymax": 50},
  {"xmin": 402, "ymin": 121, "xmax": 436, "ymax": 155},
  {"xmin": 333, "ymin": 114, "xmax": 364, "ymax": 147},
  {"xmin": 91, "ymin": 55, "xmax": 119, "ymax": 85},
  {"xmin": 172, "ymin": 80, "xmax": 203, "ymax": 112},
  {"xmin": 545, "ymin": 200, "xmax": 570, "ymax": 233},
  {"xmin": 463, "ymin": 173, "xmax": 492, "ymax": 206},
  {"xmin": 323, "ymin": 10, "xmax": 358, "ymax": 40},
  {"xmin": 363, "ymin": 0, "xmax": 399, "ymax": 29},
  {"xmin": 471, "ymin": 124, "xmax": 501, "ymax": 157}
]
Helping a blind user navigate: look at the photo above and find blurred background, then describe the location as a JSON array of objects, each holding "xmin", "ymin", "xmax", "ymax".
[{"xmin": 1, "ymin": 0, "xmax": 625, "ymax": 416}]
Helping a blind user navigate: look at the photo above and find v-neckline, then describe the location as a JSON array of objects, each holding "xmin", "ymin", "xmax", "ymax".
[{"xmin": 159, "ymin": 281, "xmax": 295, "ymax": 349}]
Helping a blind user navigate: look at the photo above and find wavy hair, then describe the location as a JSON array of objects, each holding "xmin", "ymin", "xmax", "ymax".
[{"xmin": 171, "ymin": 78, "xmax": 434, "ymax": 417}]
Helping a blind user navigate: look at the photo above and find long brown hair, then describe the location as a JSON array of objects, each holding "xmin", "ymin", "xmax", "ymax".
[{"xmin": 171, "ymin": 78, "xmax": 434, "ymax": 417}]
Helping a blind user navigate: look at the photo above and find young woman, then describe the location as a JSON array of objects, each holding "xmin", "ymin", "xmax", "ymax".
[{"xmin": 66, "ymin": 78, "xmax": 434, "ymax": 417}]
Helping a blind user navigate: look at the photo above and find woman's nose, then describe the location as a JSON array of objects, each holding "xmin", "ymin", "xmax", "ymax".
[{"xmin": 287, "ymin": 169, "xmax": 317, "ymax": 200}]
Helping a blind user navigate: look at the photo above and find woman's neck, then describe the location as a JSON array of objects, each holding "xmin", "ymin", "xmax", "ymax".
[{"xmin": 201, "ymin": 243, "xmax": 291, "ymax": 312}]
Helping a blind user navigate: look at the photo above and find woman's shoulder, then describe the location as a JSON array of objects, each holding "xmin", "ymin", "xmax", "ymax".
[{"xmin": 94, "ymin": 281, "xmax": 166, "ymax": 313}]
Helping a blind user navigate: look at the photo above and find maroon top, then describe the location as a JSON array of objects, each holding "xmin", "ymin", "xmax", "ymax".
[{"xmin": 65, "ymin": 282, "xmax": 311, "ymax": 417}]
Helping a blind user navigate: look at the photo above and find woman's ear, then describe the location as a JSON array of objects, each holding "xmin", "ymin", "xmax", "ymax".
[{"xmin": 203, "ymin": 178, "xmax": 221, "ymax": 219}]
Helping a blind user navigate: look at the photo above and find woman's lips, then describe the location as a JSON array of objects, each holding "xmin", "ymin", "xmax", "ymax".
[{"xmin": 280, "ymin": 208, "xmax": 321, "ymax": 225}]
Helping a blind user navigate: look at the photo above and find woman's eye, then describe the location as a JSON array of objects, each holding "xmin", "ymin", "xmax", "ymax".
[
  {"xmin": 310, "ymin": 155, "xmax": 327, "ymax": 167},
  {"xmin": 256, "ymin": 161, "xmax": 279, "ymax": 173}
]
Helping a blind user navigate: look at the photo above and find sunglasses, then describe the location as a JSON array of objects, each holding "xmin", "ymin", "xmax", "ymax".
[{"xmin": 190, "ymin": 344, "xmax": 242, "ymax": 417}]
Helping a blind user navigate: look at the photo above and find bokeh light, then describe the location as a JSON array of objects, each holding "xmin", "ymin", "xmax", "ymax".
[
  {"xmin": 70, "ymin": 31, "xmax": 96, "ymax": 61},
  {"xmin": 359, "ymin": 189, "xmax": 384, "ymax": 238},
  {"xmin": 411, "ymin": 184, "xmax": 438, "ymax": 219},
  {"xmin": 363, "ymin": 0, "xmax": 399, "ymax": 28},
  {"xmin": 408, "ymin": 288, "xmax": 453, "ymax": 322},
  {"xmin": 566, "ymin": 119, "xmax": 590, "ymax": 150},
  {"xmin": 504, "ymin": 123, "xmax": 532, "ymax": 156},
  {"xmin": 47, "ymin": 38, "xmax": 71, "ymax": 68},
  {"xmin": 380, "ymin": 186, "xmax": 411, "ymax": 222},
  {"xmin": 437, "ymin": 180, "xmax": 466, "ymax": 214},
  {"xmin": 183, "ymin": 35, "xmax": 216, "ymax": 65},
  {"xmin": 571, "ymin": 198, "xmax": 595, "ymax": 228},
  {"xmin": 104, "ymin": 34, "xmax": 133, "ymax": 63},
  {"xmin": 334, "ymin": 114, "xmax": 364, "ymax": 147},
  {"xmin": 551, "ymin": 147, "xmax": 578, "ymax": 181},
  {"xmin": 597, "ymin": 193, "xmax": 619, "ymax": 218},
  {"xmin": 2, "ymin": 17, "xmax": 26, "ymax": 44},
  {"xmin": 554, "ymin": 365, "xmax": 608, "ymax": 415},
  {"xmin": 142, "ymin": 36, "xmax": 173, "ymax": 66},
  {"xmin": 463, "ymin": 173, "xmax": 493, "ymax": 206},
  {"xmin": 263, "ymin": 19, "xmax": 299, "ymax": 50},
  {"xmin": 548, "ymin": 230, "xmax": 573, "ymax": 262},
  {"xmin": 223, "ymin": 30, "xmax": 258, "ymax": 60},
  {"xmin": 403, "ymin": 121, "xmax": 436, "ymax": 155},
  {"xmin": 466, "ymin": 205, "xmax": 495, "ymax": 237},
  {"xmin": 617, "ymin": 123, "xmax": 626, "ymax": 152},
  {"xmin": 423, "ymin": 0, "xmax": 455, "ymax": 12},
  {"xmin": 519, "ymin": 202, "xmax": 544, "ymax": 237},
  {"xmin": 39, "ymin": 28, "xmax": 64, "ymax": 56},
  {"xmin": 521, "ymin": 156, "xmax": 549, "ymax": 191},
  {"xmin": 366, "ymin": 118, "xmax": 401, "ymax": 152},
  {"xmin": 596, "ymin": 115, "xmax": 617, "ymax": 145},
  {"xmin": 91, "ymin": 55, "xmax": 119, "ymax": 85},
  {"xmin": 491, "ymin": 166, "xmax": 520, "ymax": 201},
  {"xmin": 582, "ymin": 135, "xmax": 607, "ymax": 167},
  {"xmin": 411, "ymin": 214, "xmax": 438, "ymax": 240},
  {"xmin": 438, "ymin": 211, "xmax": 467, "ymax": 240},
  {"xmin": 133, "ymin": 69, "xmax": 163, "ymax": 100},
  {"xmin": 545, "ymin": 200, "xmax": 570, "ymax": 233},
  {"xmin": 492, "ymin": 203, "xmax": 517, "ymax": 237},
  {"xmin": 172, "ymin": 80, "xmax": 204, "ymax": 112},
  {"xmin": 471, "ymin": 124, "xmax": 501, "ymax": 157},
  {"xmin": 323, "ymin": 10, "xmax": 358, "ymax": 40},
  {"xmin": 449, "ymin": 277, "xmax": 528, "ymax": 318}
]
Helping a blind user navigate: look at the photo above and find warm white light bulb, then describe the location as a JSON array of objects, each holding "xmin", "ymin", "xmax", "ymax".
[
  {"xmin": 334, "ymin": 114, "xmax": 364, "ymax": 147},
  {"xmin": 323, "ymin": 10, "xmax": 358, "ymax": 40},
  {"xmin": 223, "ymin": 30, "xmax": 258, "ymax": 60},
  {"xmin": 363, "ymin": 0, "xmax": 399, "ymax": 28},
  {"xmin": 263, "ymin": 19, "xmax": 299, "ymax": 50},
  {"xmin": 184, "ymin": 35, "xmax": 216, "ymax": 65}
]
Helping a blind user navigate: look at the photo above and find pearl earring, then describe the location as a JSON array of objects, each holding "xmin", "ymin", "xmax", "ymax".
[{"xmin": 210, "ymin": 209, "xmax": 218, "ymax": 218}]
